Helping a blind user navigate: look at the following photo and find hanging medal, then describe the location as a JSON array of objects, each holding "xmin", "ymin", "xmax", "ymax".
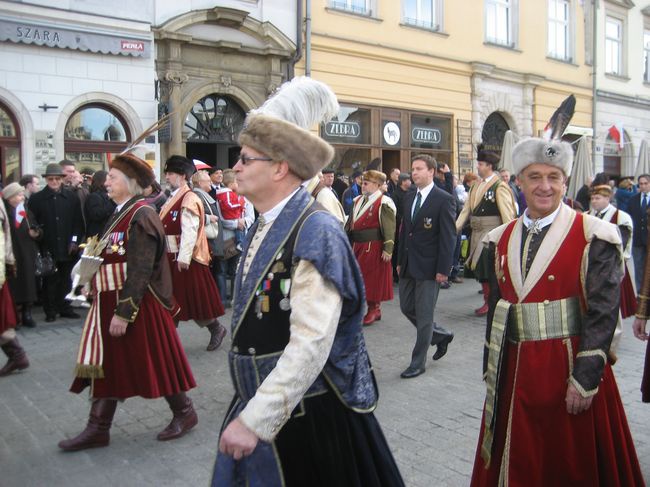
[
  {"xmin": 172, "ymin": 210, "xmax": 179, "ymax": 222},
  {"xmin": 110, "ymin": 232, "xmax": 119, "ymax": 253},
  {"xmin": 255, "ymin": 289, "xmax": 263, "ymax": 319},
  {"xmin": 117, "ymin": 232, "xmax": 126, "ymax": 255},
  {"xmin": 279, "ymin": 278, "xmax": 291, "ymax": 311}
]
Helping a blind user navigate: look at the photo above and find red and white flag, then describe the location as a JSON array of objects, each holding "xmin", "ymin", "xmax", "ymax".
[
  {"xmin": 608, "ymin": 123, "xmax": 625, "ymax": 150},
  {"xmin": 14, "ymin": 202, "xmax": 26, "ymax": 228}
]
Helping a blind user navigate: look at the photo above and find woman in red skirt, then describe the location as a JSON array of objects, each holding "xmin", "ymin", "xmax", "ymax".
[{"xmin": 59, "ymin": 154, "xmax": 197, "ymax": 451}]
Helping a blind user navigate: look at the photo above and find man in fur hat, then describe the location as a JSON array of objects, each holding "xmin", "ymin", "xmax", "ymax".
[
  {"xmin": 160, "ymin": 155, "xmax": 227, "ymax": 351},
  {"xmin": 59, "ymin": 153, "xmax": 198, "ymax": 451},
  {"xmin": 456, "ymin": 146, "xmax": 517, "ymax": 316},
  {"xmin": 213, "ymin": 77, "xmax": 404, "ymax": 487},
  {"xmin": 345, "ymin": 169, "xmax": 396, "ymax": 325},
  {"xmin": 0, "ymin": 197, "xmax": 29, "ymax": 376},
  {"xmin": 470, "ymin": 137, "xmax": 643, "ymax": 486}
]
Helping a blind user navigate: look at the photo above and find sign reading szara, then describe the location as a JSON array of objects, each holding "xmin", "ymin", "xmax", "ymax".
[
  {"xmin": 0, "ymin": 18, "xmax": 151, "ymax": 58},
  {"xmin": 411, "ymin": 127, "xmax": 441, "ymax": 144},
  {"xmin": 324, "ymin": 121, "xmax": 361, "ymax": 139}
]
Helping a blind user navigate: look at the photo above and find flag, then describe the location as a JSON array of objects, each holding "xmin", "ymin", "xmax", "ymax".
[
  {"xmin": 608, "ymin": 123, "xmax": 624, "ymax": 150},
  {"xmin": 15, "ymin": 202, "xmax": 25, "ymax": 228}
]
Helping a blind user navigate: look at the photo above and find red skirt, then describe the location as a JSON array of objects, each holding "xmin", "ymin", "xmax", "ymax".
[
  {"xmin": 167, "ymin": 256, "xmax": 224, "ymax": 321},
  {"xmin": 471, "ymin": 337, "xmax": 644, "ymax": 487},
  {"xmin": 352, "ymin": 241, "xmax": 393, "ymax": 303},
  {"xmin": 70, "ymin": 292, "xmax": 196, "ymax": 399},
  {"xmin": 620, "ymin": 267, "xmax": 636, "ymax": 319},
  {"xmin": 0, "ymin": 283, "xmax": 17, "ymax": 334}
]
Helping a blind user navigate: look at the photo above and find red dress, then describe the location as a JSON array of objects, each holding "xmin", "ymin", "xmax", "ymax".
[
  {"xmin": 70, "ymin": 201, "xmax": 196, "ymax": 399},
  {"xmin": 350, "ymin": 196, "xmax": 393, "ymax": 303},
  {"xmin": 0, "ymin": 282, "xmax": 17, "ymax": 334},
  {"xmin": 471, "ymin": 214, "xmax": 644, "ymax": 487},
  {"xmin": 161, "ymin": 189, "xmax": 224, "ymax": 321}
]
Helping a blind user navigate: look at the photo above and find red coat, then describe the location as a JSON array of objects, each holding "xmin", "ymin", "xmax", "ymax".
[
  {"xmin": 472, "ymin": 213, "xmax": 643, "ymax": 487},
  {"xmin": 216, "ymin": 189, "xmax": 245, "ymax": 220},
  {"xmin": 350, "ymin": 196, "xmax": 393, "ymax": 303}
]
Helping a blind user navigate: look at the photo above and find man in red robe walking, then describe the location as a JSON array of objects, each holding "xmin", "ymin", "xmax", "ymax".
[
  {"xmin": 471, "ymin": 135, "xmax": 644, "ymax": 486},
  {"xmin": 160, "ymin": 155, "xmax": 226, "ymax": 351},
  {"xmin": 346, "ymin": 170, "xmax": 396, "ymax": 325},
  {"xmin": 59, "ymin": 153, "xmax": 198, "ymax": 451}
]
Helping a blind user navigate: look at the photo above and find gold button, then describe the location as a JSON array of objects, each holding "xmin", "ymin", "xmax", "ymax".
[
  {"xmin": 501, "ymin": 276, "xmax": 506, "ymax": 282},
  {"xmin": 543, "ymin": 300, "xmax": 550, "ymax": 305},
  {"xmin": 548, "ymin": 275, "xmax": 555, "ymax": 281}
]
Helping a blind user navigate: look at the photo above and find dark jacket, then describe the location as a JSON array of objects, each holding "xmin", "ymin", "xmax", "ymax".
[
  {"xmin": 575, "ymin": 184, "xmax": 591, "ymax": 211},
  {"xmin": 6, "ymin": 204, "xmax": 41, "ymax": 303},
  {"xmin": 342, "ymin": 183, "xmax": 361, "ymax": 215},
  {"xmin": 434, "ymin": 172, "xmax": 453, "ymax": 195},
  {"xmin": 628, "ymin": 192, "xmax": 649, "ymax": 247},
  {"xmin": 84, "ymin": 190, "xmax": 116, "ymax": 237},
  {"xmin": 398, "ymin": 185, "xmax": 456, "ymax": 279},
  {"xmin": 27, "ymin": 186, "xmax": 84, "ymax": 261}
]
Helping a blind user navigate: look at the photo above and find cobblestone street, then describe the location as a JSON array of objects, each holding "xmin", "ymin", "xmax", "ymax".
[{"xmin": 1, "ymin": 281, "xmax": 648, "ymax": 486}]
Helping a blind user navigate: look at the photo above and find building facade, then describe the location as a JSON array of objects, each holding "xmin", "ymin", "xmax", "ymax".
[
  {"xmin": 0, "ymin": 0, "xmax": 297, "ymax": 184},
  {"xmin": 297, "ymin": 0, "xmax": 594, "ymax": 174}
]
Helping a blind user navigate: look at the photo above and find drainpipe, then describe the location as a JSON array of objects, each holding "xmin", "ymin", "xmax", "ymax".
[
  {"xmin": 592, "ymin": 0, "xmax": 598, "ymax": 163},
  {"xmin": 288, "ymin": 0, "xmax": 303, "ymax": 79},
  {"xmin": 305, "ymin": 0, "xmax": 311, "ymax": 77}
]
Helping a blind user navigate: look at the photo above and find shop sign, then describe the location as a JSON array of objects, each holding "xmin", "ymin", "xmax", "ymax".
[
  {"xmin": 412, "ymin": 127, "xmax": 441, "ymax": 144},
  {"xmin": 324, "ymin": 121, "xmax": 361, "ymax": 139},
  {"xmin": 383, "ymin": 121, "xmax": 401, "ymax": 146},
  {"xmin": 0, "ymin": 17, "xmax": 151, "ymax": 58}
]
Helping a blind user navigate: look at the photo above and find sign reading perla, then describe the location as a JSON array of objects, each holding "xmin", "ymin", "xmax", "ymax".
[
  {"xmin": 324, "ymin": 121, "xmax": 361, "ymax": 138},
  {"xmin": 412, "ymin": 127, "xmax": 441, "ymax": 144}
]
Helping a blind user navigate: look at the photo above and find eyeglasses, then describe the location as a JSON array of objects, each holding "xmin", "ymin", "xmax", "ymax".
[{"xmin": 238, "ymin": 153, "xmax": 273, "ymax": 165}]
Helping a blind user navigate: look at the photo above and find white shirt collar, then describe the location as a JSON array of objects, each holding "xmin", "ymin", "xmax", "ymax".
[
  {"xmin": 260, "ymin": 187, "xmax": 301, "ymax": 225},
  {"xmin": 415, "ymin": 181, "xmax": 434, "ymax": 201},
  {"xmin": 483, "ymin": 173, "xmax": 496, "ymax": 183},
  {"xmin": 523, "ymin": 203, "xmax": 562, "ymax": 231},
  {"xmin": 170, "ymin": 187, "xmax": 180, "ymax": 197},
  {"xmin": 115, "ymin": 200, "xmax": 129, "ymax": 212}
]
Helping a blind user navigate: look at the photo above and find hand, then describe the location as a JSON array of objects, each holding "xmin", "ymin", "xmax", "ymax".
[
  {"xmin": 68, "ymin": 242, "xmax": 79, "ymax": 255},
  {"xmin": 209, "ymin": 215, "xmax": 218, "ymax": 223},
  {"xmin": 442, "ymin": 164, "xmax": 450, "ymax": 173},
  {"xmin": 565, "ymin": 382, "xmax": 594, "ymax": 415},
  {"xmin": 381, "ymin": 251, "xmax": 392, "ymax": 262},
  {"xmin": 219, "ymin": 418, "xmax": 259, "ymax": 460},
  {"xmin": 436, "ymin": 273, "xmax": 448, "ymax": 283},
  {"xmin": 28, "ymin": 228, "xmax": 40, "ymax": 239},
  {"xmin": 633, "ymin": 318, "xmax": 649, "ymax": 341},
  {"xmin": 109, "ymin": 316, "xmax": 128, "ymax": 337},
  {"xmin": 396, "ymin": 265, "xmax": 401, "ymax": 275},
  {"xmin": 177, "ymin": 261, "xmax": 190, "ymax": 272},
  {"xmin": 237, "ymin": 218, "xmax": 246, "ymax": 231}
]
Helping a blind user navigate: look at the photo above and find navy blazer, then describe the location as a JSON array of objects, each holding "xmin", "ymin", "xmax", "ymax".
[
  {"xmin": 398, "ymin": 185, "xmax": 456, "ymax": 280},
  {"xmin": 627, "ymin": 192, "xmax": 649, "ymax": 247}
]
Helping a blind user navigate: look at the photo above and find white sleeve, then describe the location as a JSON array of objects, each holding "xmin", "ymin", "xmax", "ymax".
[
  {"xmin": 237, "ymin": 259, "xmax": 342, "ymax": 441},
  {"xmin": 177, "ymin": 208, "xmax": 199, "ymax": 265}
]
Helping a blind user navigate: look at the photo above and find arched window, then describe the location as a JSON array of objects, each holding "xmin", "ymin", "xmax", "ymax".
[
  {"xmin": 481, "ymin": 112, "xmax": 510, "ymax": 154},
  {"xmin": 65, "ymin": 105, "xmax": 131, "ymax": 173},
  {"xmin": 0, "ymin": 102, "xmax": 21, "ymax": 185}
]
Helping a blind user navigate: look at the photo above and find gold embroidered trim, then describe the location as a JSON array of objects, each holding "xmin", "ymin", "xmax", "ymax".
[
  {"xmin": 498, "ymin": 342, "xmax": 522, "ymax": 486},
  {"xmin": 569, "ymin": 376, "xmax": 599, "ymax": 398},
  {"xmin": 576, "ymin": 349, "xmax": 607, "ymax": 363},
  {"xmin": 563, "ymin": 338, "xmax": 574, "ymax": 375}
]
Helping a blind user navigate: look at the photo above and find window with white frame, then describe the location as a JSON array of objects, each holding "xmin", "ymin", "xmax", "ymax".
[
  {"xmin": 403, "ymin": 0, "xmax": 441, "ymax": 31},
  {"xmin": 330, "ymin": 0, "xmax": 371, "ymax": 15},
  {"xmin": 644, "ymin": 30, "xmax": 650, "ymax": 82},
  {"xmin": 605, "ymin": 15, "xmax": 623, "ymax": 75},
  {"xmin": 548, "ymin": 0, "xmax": 572, "ymax": 61},
  {"xmin": 485, "ymin": 0, "xmax": 516, "ymax": 47}
]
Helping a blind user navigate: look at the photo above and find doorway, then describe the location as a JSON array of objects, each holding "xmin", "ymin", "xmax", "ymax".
[{"xmin": 382, "ymin": 149, "xmax": 401, "ymax": 174}]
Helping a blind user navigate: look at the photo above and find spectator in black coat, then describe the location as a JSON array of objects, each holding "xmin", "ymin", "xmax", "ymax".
[
  {"xmin": 27, "ymin": 163, "xmax": 84, "ymax": 322},
  {"xmin": 84, "ymin": 170, "xmax": 115, "ymax": 238}
]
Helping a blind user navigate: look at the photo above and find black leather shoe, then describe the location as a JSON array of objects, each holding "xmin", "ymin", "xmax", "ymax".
[
  {"xmin": 439, "ymin": 281, "xmax": 451, "ymax": 289},
  {"xmin": 45, "ymin": 314, "xmax": 57, "ymax": 323},
  {"xmin": 432, "ymin": 334, "xmax": 454, "ymax": 361},
  {"xmin": 400, "ymin": 366, "xmax": 425, "ymax": 379},
  {"xmin": 59, "ymin": 310, "xmax": 81, "ymax": 319}
]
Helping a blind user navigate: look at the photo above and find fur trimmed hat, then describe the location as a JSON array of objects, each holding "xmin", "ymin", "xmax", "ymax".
[
  {"xmin": 2, "ymin": 182, "xmax": 24, "ymax": 201},
  {"xmin": 164, "ymin": 155, "xmax": 196, "ymax": 178},
  {"xmin": 238, "ymin": 76, "xmax": 339, "ymax": 181},
  {"xmin": 477, "ymin": 144, "xmax": 500, "ymax": 168},
  {"xmin": 238, "ymin": 114, "xmax": 334, "ymax": 181},
  {"xmin": 512, "ymin": 137, "xmax": 574, "ymax": 176},
  {"xmin": 110, "ymin": 153, "xmax": 155, "ymax": 189},
  {"xmin": 590, "ymin": 184, "xmax": 613, "ymax": 198},
  {"xmin": 363, "ymin": 170, "xmax": 386, "ymax": 185}
]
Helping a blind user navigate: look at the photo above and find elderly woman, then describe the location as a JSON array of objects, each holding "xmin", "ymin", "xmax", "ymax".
[
  {"xmin": 59, "ymin": 153, "xmax": 197, "ymax": 452},
  {"xmin": 3, "ymin": 183, "xmax": 41, "ymax": 328},
  {"xmin": 0, "ymin": 196, "xmax": 29, "ymax": 376}
]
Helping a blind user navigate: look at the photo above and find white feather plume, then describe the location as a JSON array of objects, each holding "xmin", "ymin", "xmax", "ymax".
[{"xmin": 251, "ymin": 76, "xmax": 339, "ymax": 129}]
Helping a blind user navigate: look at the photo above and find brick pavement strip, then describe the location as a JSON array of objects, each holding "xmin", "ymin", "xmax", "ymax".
[{"xmin": 1, "ymin": 282, "xmax": 648, "ymax": 486}]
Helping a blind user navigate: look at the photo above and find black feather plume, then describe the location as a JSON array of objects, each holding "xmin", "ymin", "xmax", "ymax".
[{"xmin": 544, "ymin": 94, "xmax": 575, "ymax": 141}]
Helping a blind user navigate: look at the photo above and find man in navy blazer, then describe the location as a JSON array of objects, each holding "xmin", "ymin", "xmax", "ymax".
[
  {"xmin": 628, "ymin": 174, "xmax": 650, "ymax": 290},
  {"xmin": 397, "ymin": 154, "xmax": 457, "ymax": 378}
]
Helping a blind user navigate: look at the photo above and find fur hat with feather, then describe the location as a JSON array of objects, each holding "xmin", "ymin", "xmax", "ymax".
[
  {"xmin": 238, "ymin": 76, "xmax": 338, "ymax": 180},
  {"xmin": 512, "ymin": 95, "xmax": 575, "ymax": 176}
]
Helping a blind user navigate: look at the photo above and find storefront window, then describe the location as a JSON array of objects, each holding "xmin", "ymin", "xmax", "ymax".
[
  {"xmin": 65, "ymin": 105, "xmax": 130, "ymax": 173},
  {"xmin": 330, "ymin": 146, "xmax": 372, "ymax": 173},
  {"xmin": 322, "ymin": 106, "xmax": 371, "ymax": 146},
  {"xmin": 0, "ymin": 103, "xmax": 21, "ymax": 185},
  {"xmin": 410, "ymin": 114, "xmax": 451, "ymax": 150}
]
